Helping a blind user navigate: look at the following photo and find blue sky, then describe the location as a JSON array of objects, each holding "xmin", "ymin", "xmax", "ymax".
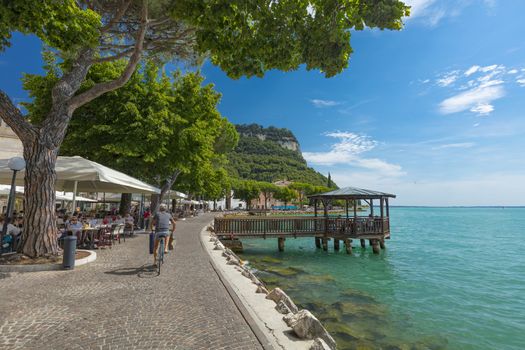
[{"xmin": 1, "ymin": 0, "xmax": 525, "ymax": 205}]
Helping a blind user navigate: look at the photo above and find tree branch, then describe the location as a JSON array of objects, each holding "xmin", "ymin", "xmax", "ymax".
[
  {"xmin": 68, "ymin": 0, "xmax": 149, "ymax": 113},
  {"xmin": 100, "ymin": 0, "xmax": 132, "ymax": 34},
  {"xmin": 0, "ymin": 90, "xmax": 37, "ymax": 142},
  {"xmin": 92, "ymin": 48, "xmax": 135, "ymax": 63}
]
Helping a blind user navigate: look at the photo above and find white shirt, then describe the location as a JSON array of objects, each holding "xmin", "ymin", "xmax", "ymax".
[{"xmin": 1, "ymin": 223, "xmax": 21, "ymax": 237}]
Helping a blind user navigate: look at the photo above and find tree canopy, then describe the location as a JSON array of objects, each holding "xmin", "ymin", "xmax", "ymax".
[
  {"xmin": 23, "ymin": 59, "xmax": 237, "ymax": 199},
  {"xmin": 1, "ymin": 0, "xmax": 409, "ymax": 257}
]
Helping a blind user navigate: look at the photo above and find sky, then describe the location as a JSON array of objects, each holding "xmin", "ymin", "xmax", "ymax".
[{"xmin": 1, "ymin": 0, "xmax": 525, "ymax": 206}]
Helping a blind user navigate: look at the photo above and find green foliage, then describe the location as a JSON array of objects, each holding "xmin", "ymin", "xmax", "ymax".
[
  {"xmin": 0, "ymin": 0, "xmax": 100, "ymax": 52},
  {"xmin": 23, "ymin": 60, "xmax": 237, "ymax": 197},
  {"xmin": 231, "ymin": 179, "xmax": 261, "ymax": 208},
  {"xmin": 173, "ymin": 0, "xmax": 410, "ymax": 78},
  {"xmin": 236, "ymin": 124, "xmax": 297, "ymax": 142},
  {"xmin": 274, "ymin": 187, "xmax": 298, "ymax": 206},
  {"xmin": 227, "ymin": 125, "xmax": 331, "ymax": 187}
]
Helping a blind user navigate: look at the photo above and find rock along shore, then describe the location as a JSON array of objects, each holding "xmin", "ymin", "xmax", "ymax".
[{"xmin": 201, "ymin": 221, "xmax": 337, "ymax": 350}]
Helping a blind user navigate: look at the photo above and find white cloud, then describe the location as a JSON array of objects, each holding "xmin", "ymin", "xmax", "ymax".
[
  {"xmin": 404, "ymin": 0, "xmax": 496, "ymax": 26},
  {"xmin": 432, "ymin": 142, "xmax": 475, "ymax": 150},
  {"xmin": 310, "ymin": 99, "xmax": 341, "ymax": 108},
  {"xmin": 480, "ymin": 64, "xmax": 499, "ymax": 72},
  {"xmin": 434, "ymin": 63, "xmax": 525, "ymax": 115},
  {"xmin": 303, "ymin": 132, "xmax": 405, "ymax": 177},
  {"xmin": 436, "ymin": 70, "xmax": 460, "ymax": 87},
  {"xmin": 470, "ymin": 103, "xmax": 494, "ymax": 115},
  {"xmin": 465, "ymin": 65, "xmax": 480, "ymax": 76},
  {"xmin": 439, "ymin": 84, "xmax": 505, "ymax": 115}
]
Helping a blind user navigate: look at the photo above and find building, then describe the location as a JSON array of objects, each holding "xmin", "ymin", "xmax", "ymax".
[{"xmin": 0, "ymin": 120, "xmax": 23, "ymax": 159}]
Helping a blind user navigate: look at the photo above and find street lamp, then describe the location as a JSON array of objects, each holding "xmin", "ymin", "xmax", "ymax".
[{"xmin": 1, "ymin": 157, "xmax": 26, "ymax": 247}]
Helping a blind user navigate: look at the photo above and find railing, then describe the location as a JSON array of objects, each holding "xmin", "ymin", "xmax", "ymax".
[{"xmin": 214, "ymin": 216, "xmax": 390, "ymax": 237}]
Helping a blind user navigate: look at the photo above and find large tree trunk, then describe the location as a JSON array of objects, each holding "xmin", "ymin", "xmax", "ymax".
[
  {"xmin": 20, "ymin": 140, "xmax": 60, "ymax": 257},
  {"xmin": 150, "ymin": 170, "xmax": 181, "ymax": 215},
  {"xmin": 0, "ymin": 0, "xmax": 149, "ymax": 257},
  {"xmin": 226, "ymin": 191, "xmax": 232, "ymax": 210},
  {"xmin": 119, "ymin": 193, "xmax": 132, "ymax": 215}
]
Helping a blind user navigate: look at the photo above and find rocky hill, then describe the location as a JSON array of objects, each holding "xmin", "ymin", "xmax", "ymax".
[{"xmin": 227, "ymin": 124, "xmax": 331, "ymax": 187}]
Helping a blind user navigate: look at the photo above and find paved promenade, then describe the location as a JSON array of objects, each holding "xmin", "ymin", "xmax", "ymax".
[{"xmin": 0, "ymin": 214, "xmax": 263, "ymax": 350}]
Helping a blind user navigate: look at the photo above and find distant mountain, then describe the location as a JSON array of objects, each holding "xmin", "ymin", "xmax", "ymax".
[{"xmin": 227, "ymin": 124, "xmax": 332, "ymax": 187}]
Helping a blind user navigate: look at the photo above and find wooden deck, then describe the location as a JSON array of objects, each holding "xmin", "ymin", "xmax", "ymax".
[{"xmin": 214, "ymin": 216, "xmax": 390, "ymax": 240}]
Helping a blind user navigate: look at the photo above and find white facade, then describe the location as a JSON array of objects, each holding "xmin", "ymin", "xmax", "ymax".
[{"xmin": 0, "ymin": 121, "xmax": 23, "ymax": 159}]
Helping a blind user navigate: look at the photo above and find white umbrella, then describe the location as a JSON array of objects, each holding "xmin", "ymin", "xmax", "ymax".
[
  {"xmin": 55, "ymin": 192, "xmax": 97, "ymax": 203},
  {"xmin": 0, "ymin": 156, "xmax": 160, "ymax": 210}
]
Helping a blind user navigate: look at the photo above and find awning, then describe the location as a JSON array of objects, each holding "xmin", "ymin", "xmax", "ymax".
[{"xmin": 0, "ymin": 156, "xmax": 160, "ymax": 194}]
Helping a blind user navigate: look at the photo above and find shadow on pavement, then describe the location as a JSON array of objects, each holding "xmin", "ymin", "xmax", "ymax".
[{"xmin": 104, "ymin": 264, "xmax": 159, "ymax": 278}]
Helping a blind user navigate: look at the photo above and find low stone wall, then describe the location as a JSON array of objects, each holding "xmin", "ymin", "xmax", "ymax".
[{"xmin": 205, "ymin": 223, "xmax": 337, "ymax": 350}]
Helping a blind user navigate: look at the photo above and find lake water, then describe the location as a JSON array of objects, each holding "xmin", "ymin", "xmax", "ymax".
[{"xmin": 238, "ymin": 207, "xmax": 525, "ymax": 350}]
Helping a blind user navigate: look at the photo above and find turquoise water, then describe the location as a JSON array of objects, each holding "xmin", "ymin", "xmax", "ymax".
[{"xmin": 238, "ymin": 207, "xmax": 525, "ymax": 349}]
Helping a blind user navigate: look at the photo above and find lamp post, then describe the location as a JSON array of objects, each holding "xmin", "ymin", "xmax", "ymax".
[{"xmin": 1, "ymin": 157, "xmax": 26, "ymax": 246}]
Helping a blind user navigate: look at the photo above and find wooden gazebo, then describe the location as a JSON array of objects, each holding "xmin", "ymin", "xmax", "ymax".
[
  {"xmin": 308, "ymin": 187, "xmax": 396, "ymax": 253},
  {"xmin": 213, "ymin": 186, "xmax": 396, "ymax": 254}
]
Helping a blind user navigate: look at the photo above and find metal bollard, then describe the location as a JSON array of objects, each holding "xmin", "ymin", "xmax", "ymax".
[
  {"xmin": 62, "ymin": 236, "xmax": 77, "ymax": 269},
  {"xmin": 149, "ymin": 232, "xmax": 155, "ymax": 254}
]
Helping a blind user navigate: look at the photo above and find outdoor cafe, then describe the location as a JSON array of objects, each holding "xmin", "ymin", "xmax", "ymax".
[{"xmin": 0, "ymin": 156, "xmax": 162, "ymax": 253}]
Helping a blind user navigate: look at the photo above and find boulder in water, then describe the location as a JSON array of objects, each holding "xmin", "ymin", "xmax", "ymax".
[
  {"xmin": 266, "ymin": 288, "xmax": 299, "ymax": 313},
  {"xmin": 309, "ymin": 338, "xmax": 332, "ymax": 350},
  {"xmin": 275, "ymin": 300, "xmax": 292, "ymax": 314},
  {"xmin": 283, "ymin": 309, "xmax": 336, "ymax": 350}
]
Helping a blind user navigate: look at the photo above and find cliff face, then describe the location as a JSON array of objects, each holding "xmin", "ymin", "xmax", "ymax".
[
  {"xmin": 235, "ymin": 124, "xmax": 300, "ymax": 152},
  {"xmin": 227, "ymin": 124, "xmax": 330, "ymax": 187}
]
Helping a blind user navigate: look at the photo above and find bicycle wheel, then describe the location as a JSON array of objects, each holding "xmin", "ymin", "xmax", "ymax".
[{"xmin": 157, "ymin": 238, "xmax": 164, "ymax": 275}]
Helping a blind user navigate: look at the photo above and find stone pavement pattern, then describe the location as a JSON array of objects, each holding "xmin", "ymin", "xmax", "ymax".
[{"xmin": 0, "ymin": 213, "xmax": 263, "ymax": 350}]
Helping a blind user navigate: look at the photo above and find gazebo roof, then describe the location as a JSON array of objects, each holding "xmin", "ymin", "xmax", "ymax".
[{"xmin": 308, "ymin": 186, "xmax": 396, "ymax": 200}]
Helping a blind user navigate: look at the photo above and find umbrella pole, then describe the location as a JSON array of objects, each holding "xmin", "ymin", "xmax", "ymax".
[{"xmin": 72, "ymin": 181, "xmax": 77, "ymax": 215}]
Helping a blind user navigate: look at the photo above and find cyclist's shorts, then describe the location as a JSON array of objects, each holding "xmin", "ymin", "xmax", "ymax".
[{"xmin": 155, "ymin": 230, "xmax": 169, "ymax": 239}]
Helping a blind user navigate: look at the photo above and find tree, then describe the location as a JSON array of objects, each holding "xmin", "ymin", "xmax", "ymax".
[
  {"xmin": 232, "ymin": 180, "xmax": 261, "ymax": 210},
  {"xmin": 0, "ymin": 0, "xmax": 409, "ymax": 257},
  {"xmin": 25, "ymin": 60, "xmax": 237, "ymax": 214},
  {"xmin": 289, "ymin": 182, "xmax": 315, "ymax": 205},
  {"xmin": 274, "ymin": 187, "xmax": 298, "ymax": 210},
  {"xmin": 258, "ymin": 182, "xmax": 279, "ymax": 209}
]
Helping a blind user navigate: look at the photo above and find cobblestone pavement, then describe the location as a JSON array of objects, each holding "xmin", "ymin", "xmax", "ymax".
[{"xmin": 0, "ymin": 214, "xmax": 263, "ymax": 350}]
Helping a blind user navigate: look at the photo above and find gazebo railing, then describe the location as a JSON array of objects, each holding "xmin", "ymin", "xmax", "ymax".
[{"xmin": 214, "ymin": 216, "xmax": 390, "ymax": 237}]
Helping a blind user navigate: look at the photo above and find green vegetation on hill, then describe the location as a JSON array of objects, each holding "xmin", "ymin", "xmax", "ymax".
[
  {"xmin": 235, "ymin": 124, "xmax": 297, "ymax": 143},
  {"xmin": 227, "ymin": 124, "xmax": 333, "ymax": 187}
]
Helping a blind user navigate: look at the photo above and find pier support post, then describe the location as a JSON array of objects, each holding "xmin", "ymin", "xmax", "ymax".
[
  {"xmin": 372, "ymin": 239, "xmax": 380, "ymax": 254},
  {"xmin": 322, "ymin": 238, "xmax": 328, "ymax": 251},
  {"xmin": 344, "ymin": 239, "xmax": 352, "ymax": 254},
  {"xmin": 278, "ymin": 237, "xmax": 285, "ymax": 252},
  {"xmin": 360, "ymin": 239, "xmax": 366, "ymax": 248},
  {"xmin": 334, "ymin": 239, "xmax": 340, "ymax": 251},
  {"xmin": 379, "ymin": 238, "xmax": 385, "ymax": 250},
  {"xmin": 315, "ymin": 237, "xmax": 321, "ymax": 249}
]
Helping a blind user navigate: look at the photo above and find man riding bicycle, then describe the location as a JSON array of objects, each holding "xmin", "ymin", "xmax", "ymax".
[{"xmin": 151, "ymin": 204, "xmax": 176, "ymax": 266}]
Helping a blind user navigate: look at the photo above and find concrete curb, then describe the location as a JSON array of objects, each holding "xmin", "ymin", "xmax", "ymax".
[
  {"xmin": 199, "ymin": 222, "xmax": 276, "ymax": 350},
  {"xmin": 0, "ymin": 249, "xmax": 97, "ymax": 273}
]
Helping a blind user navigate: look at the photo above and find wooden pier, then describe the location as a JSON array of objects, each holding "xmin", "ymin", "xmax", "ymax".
[{"xmin": 215, "ymin": 187, "xmax": 396, "ymax": 254}]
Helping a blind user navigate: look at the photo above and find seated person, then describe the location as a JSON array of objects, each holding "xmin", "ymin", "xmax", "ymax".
[
  {"xmin": 0, "ymin": 214, "xmax": 22, "ymax": 250},
  {"xmin": 67, "ymin": 216, "xmax": 84, "ymax": 242},
  {"xmin": 124, "ymin": 212, "xmax": 134, "ymax": 226},
  {"xmin": 88, "ymin": 217, "xmax": 99, "ymax": 228}
]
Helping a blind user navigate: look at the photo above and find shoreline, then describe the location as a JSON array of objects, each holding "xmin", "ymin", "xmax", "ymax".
[{"xmin": 200, "ymin": 221, "xmax": 335, "ymax": 350}]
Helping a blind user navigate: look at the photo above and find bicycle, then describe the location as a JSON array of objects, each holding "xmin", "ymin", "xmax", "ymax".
[{"xmin": 156, "ymin": 236, "xmax": 166, "ymax": 275}]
